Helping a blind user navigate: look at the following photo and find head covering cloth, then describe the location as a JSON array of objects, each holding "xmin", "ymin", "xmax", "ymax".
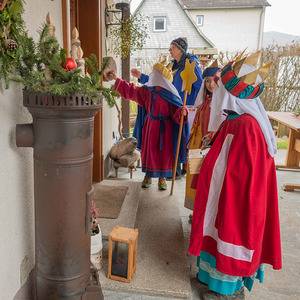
[{"xmin": 208, "ymin": 59, "xmax": 277, "ymax": 157}]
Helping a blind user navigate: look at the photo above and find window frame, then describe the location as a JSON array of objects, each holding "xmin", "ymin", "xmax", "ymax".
[
  {"xmin": 153, "ymin": 16, "xmax": 167, "ymax": 32},
  {"xmin": 196, "ymin": 15, "xmax": 204, "ymax": 26}
]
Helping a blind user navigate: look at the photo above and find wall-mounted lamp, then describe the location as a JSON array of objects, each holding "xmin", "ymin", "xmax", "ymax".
[{"xmin": 105, "ymin": 0, "xmax": 132, "ymax": 27}]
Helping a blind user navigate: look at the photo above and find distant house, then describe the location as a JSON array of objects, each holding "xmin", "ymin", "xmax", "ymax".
[
  {"xmin": 182, "ymin": 0, "xmax": 271, "ymax": 52},
  {"xmin": 131, "ymin": 0, "xmax": 217, "ymax": 72},
  {"xmin": 131, "ymin": 0, "xmax": 270, "ymax": 71}
]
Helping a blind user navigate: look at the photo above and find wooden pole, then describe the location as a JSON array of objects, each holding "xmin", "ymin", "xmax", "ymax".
[{"xmin": 170, "ymin": 90, "xmax": 188, "ymax": 195}]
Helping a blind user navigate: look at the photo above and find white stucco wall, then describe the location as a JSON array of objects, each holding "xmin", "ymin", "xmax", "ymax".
[
  {"xmin": 102, "ymin": 1, "xmax": 121, "ymax": 176},
  {"xmin": 0, "ymin": 2, "xmax": 63, "ymax": 299},
  {"xmin": 188, "ymin": 7, "xmax": 265, "ymax": 52}
]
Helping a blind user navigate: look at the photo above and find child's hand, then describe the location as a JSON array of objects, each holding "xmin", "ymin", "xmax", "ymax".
[
  {"xmin": 181, "ymin": 107, "xmax": 188, "ymax": 116},
  {"xmin": 107, "ymin": 70, "xmax": 118, "ymax": 80},
  {"xmin": 201, "ymin": 133, "xmax": 212, "ymax": 149},
  {"xmin": 131, "ymin": 68, "xmax": 142, "ymax": 79}
]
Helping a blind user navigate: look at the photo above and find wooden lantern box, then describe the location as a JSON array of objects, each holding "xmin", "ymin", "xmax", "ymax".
[
  {"xmin": 107, "ymin": 226, "xmax": 138, "ymax": 283},
  {"xmin": 188, "ymin": 149, "xmax": 205, "ymax": 174}
]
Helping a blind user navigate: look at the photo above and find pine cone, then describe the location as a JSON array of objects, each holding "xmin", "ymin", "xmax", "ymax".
[{"xmin": 5, "ymin": 39, "xmax": 18, "ymax": 51}]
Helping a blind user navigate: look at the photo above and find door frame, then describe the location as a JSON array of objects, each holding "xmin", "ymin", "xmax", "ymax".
[{"xmin": 62, "ymin": 0, "xmax": 104, "ymax": 182}]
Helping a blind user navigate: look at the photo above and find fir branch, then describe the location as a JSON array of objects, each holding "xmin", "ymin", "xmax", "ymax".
[{"xmin": 99, "ymin": 56, "xmax": 110, "ymax": 76}]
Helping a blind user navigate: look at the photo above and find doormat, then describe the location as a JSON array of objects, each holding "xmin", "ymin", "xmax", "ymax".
[{"xmin": 93, "ymin": 185, "xmax": 129, "ymax": 219}]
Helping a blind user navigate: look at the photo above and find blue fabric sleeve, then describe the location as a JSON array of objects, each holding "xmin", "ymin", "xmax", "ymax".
[{"xmin": 138, "ymin": 73, "xmax": 149, "ymax": 84}]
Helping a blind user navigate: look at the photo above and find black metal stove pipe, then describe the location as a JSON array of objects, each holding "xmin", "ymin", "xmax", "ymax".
[{"xmin": 16, "ymin": 91, "xmax": 103, "ymax": 300}]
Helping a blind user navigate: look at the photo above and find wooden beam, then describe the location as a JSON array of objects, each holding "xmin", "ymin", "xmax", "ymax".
[
  {"xmin": 294, "ymin": 138, "xmax": 300, "ymax": 153},
  {"xmin": 121, "ymin": 5, "xmax": 131, "ymax": 136},
  {"xmin": 286, "ymin": 129, "xmax": 300, "ymax": 167},
  {"xmin": 61, "ymin": 0, "xmax": 71, "ymax": 55},
  {"xmin": 282, "ymin": 184, "xmax": 300, "ymax": 192}
]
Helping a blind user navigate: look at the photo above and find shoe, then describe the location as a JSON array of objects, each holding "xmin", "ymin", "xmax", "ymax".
[
  {"xmin": 158, "ymin": 178, "xmax": 167, "ymax": 190},
  {"xmin": 181, "ymin": 169, "xmax": 187, "ymax": 176},
  {"xmin": 141, "ymin": 176, "xmax": 152, "ymax": 188}
]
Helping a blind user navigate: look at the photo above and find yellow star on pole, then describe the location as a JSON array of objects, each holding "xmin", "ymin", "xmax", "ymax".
[{"xmin": 180, "ymin": 59, "xmax": 197, "ymax": 95}]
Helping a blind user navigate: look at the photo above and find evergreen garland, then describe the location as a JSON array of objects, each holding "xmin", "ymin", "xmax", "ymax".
[
  {"xmin": 85, "ymin": 54, "xmax": 119, "ymax": 107},
  {"xmin": 9, "ymin": 23, "xmax": 120, "ymax": 104},
  {"xmin": 0, "ymin": 0, "xmax": 26, "ymax": 87}
]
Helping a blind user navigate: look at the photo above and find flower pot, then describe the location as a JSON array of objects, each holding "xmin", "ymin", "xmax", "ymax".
[{"xmin": 91, "ymin": 225, "xmax": 103, "ymax": 269}]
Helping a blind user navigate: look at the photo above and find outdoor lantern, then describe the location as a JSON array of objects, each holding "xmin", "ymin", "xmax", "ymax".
[
  {"xmin": 107, "ymin": 225, "xmax": 138, "ymax": 283},
  {"xmin": 114, "ymin": 0, "xmax": 132, "ymax": 10},
  {"xmin": 105, "ymin": 0, "xmax": 132, "ymax": 31}
]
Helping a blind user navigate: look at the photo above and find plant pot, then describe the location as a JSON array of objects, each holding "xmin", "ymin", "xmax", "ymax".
[{"xmin": 91, "ymin": 225, "xmax": 103, "ymax": 269}]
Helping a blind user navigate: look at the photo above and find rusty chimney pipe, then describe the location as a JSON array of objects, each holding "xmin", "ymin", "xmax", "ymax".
[
  {"xmin": 16, "ymin": 124, "xmax": 34, "ymax": 147},
  {"xmin": 17, "ymin": 91, "xmax": 103, "ymax": 299}
]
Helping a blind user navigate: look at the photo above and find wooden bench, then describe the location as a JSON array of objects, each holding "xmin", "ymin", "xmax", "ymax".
[{"xmin": 267, "ymin": 112, "xmax": 300, "ymax": 191}]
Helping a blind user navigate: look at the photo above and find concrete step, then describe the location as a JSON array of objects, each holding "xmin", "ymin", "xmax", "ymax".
[{"xmin": 95, "ymin": 178, "xmax": 141, "ymax": 239}]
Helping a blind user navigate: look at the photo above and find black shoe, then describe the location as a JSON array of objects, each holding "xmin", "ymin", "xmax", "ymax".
[{"xmin": 181, "ymin": 169, "xmax": 186, "ymax": 176}]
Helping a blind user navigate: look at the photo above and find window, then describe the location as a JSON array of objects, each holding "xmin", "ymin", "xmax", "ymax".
[
  {"xmin": 196, "ymin": 15, "xmax": 204, "ymax": 26},
  {"xmin": 154, "ymin": 17, "xmax": 166, "ymax": 31}
]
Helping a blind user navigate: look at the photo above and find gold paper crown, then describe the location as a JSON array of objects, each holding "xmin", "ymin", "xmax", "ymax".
[
  {"xmin": 220, "ymin": 50, "xmax": 272, "ymax": 99},
  {"xmin": 209, "ymin": 59, "xmax": 218, "ymax": 68},
  {"xmin": 153, "ymin": 58, "xmax": 174, "ymax": 82},
  {"xmin": 232, "ymin": 50, "xmax": 271, "ymax": 85}
]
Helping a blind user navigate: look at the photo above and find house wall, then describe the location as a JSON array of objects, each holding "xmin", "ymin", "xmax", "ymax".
[
  {"xmin": 130, "ymin": 0, "xmax": 212, "ymax": 71},
  {"xmin": 188, "ymin": 7, "xmax": 265, "ymax": 52},
  {"xmin": 0, "ymin": 2, "xmax": 63, "ymax": 300}
]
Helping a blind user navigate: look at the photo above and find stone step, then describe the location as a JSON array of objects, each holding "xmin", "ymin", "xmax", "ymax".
[{"xmin": 95, "ymin": 178, "xmax": 141, "ymax": 240}]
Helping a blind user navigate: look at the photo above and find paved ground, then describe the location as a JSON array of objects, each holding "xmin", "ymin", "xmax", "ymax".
[{"xmin": 101, "ymin": 149, "xmax": 300, "ymax": 299}]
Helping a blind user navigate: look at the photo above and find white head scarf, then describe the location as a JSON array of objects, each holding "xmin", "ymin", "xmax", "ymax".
[
  {"xmin": 194, "ymin": 80, "xmax": 206, "ymax": 108},
  {"xmin": 144, "ymin": 69, "xmax": 181, "ymax": 99},
  {"xmin": 208, "ymin": 64, "xmax": 277, "ymax": 157}
]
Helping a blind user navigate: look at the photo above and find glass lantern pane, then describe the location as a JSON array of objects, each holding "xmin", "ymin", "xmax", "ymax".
[{"xmin": 111, "ymin": 241, "xmax": 129, "ymax": 278}]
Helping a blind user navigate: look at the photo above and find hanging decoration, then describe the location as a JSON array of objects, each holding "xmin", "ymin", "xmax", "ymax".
[{"xmin": 61, "ymin": 58, "xmax": 78, "ymax": 72}]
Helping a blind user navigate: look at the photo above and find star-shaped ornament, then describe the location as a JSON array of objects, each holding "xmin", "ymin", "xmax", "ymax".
[{"xmin": 180, "ymin": 59, "xmax": 197, "ymax": 95}]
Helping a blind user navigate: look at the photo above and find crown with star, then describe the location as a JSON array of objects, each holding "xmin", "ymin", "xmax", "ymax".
[{"xmin": 215, "ymin": 50, "xmax": 272, "ymax": 99}]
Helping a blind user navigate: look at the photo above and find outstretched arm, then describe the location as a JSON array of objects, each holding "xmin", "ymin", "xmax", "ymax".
[
  {"xmin": 131, "ymin": 68, "xmax": 149, "ymax": 84},
  {"xmin": 109, "ymin": 70, "xmax": 150, "ymax": 108}
]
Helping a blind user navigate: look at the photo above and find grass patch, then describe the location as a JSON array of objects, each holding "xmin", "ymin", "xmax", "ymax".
[{"xmin": 277, "ymin": 141, "xmax": 288, "ymax": 149}]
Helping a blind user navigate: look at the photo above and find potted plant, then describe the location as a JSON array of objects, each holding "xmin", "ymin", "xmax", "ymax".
[{"xmin": 91, "ymin": 200, "xmax": 103, "ymax": 270}]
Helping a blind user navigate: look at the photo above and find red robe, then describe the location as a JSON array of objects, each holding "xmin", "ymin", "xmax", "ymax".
[
  {"xmin": 114, "ymin": 79, "xmax": 187, "ymax": 178},
  {"xmin": 188, "ymin": 114, "xmax": 282, "ymax": 277}
]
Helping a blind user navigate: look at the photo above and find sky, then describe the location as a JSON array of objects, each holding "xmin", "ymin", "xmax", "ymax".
[
  {"xmin": 130, "ymin": 0, "xmax": 300, "ymax": 36},
  {"xmin": 264, "ymin": 0, "xmax": 300, "ymax": 36}
]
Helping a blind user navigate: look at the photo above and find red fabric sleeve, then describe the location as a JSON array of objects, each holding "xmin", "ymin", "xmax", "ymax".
[
  {"xmin": 114, "ymin": 78, "xmax": 151, "ymax": 109},
  {"xmin": 170, "ymin": 105, "xmax": 188, "ymax": 124}
]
